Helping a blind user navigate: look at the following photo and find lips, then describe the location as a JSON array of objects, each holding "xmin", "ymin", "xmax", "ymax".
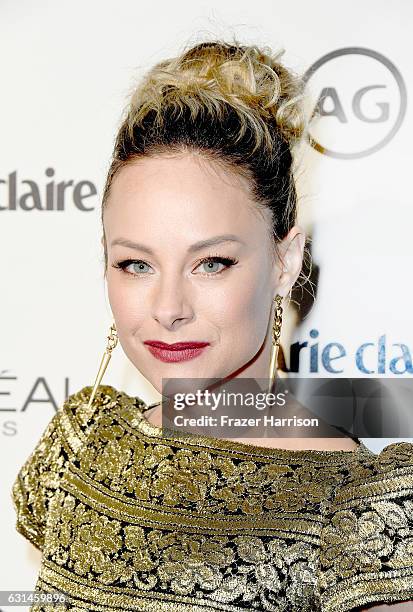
[
  {"xmin": 143, "ymin": 340, "xmax": 210, "ymax": 363},
  {"xmin": 144, "ymin": 341, "xmax": 210, "ymax": 350}
]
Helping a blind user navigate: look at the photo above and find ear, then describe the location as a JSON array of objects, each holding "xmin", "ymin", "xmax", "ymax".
[{"xmin": 272, "ymin": 224, "xmax": 306, "ymax": 297}]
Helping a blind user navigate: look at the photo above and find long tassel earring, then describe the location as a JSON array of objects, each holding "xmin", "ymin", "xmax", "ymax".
[
  {"xmin": 268, "ymin": 294, "xmax": 283, "ymax": 392},
  {"xmin": 86, "ymin": 322, "xmax": 118, "ymax": 409}
]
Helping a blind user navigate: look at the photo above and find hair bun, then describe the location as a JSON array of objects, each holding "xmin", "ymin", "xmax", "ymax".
[{"xmin": 129, "ymin": 40, "xmax": 308, "ymax": 151}]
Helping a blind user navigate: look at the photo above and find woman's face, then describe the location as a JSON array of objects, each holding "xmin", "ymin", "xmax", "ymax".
[{"xmin": 103, "ymin": 152, "xmax": 303, "ymax": 395}]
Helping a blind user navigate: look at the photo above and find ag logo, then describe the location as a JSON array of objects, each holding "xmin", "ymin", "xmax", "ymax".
[{"xmin": 303, "ymin": 47, "xmax": 407, "ymax": 159}]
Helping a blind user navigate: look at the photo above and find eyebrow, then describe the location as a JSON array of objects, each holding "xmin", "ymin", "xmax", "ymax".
[{"xmin": 110, "ymin": 234, "xmax": 245, "ymax": 254}]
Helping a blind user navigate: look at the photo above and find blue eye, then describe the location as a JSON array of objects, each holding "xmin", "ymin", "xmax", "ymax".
[
  {"xmin": 112, "ymin": 259, "xmax": 153, "ymax": 275},
  {"xmin": 128, "ymin": 261, "xmax": 151, "ymax": 274},
  {"xmin": 112, "ymin": 255, "xmax": 238, "ymax": 277},
  {"xmin": 195, "ymin": 256, "xmax": 239, "ymax": 275}
]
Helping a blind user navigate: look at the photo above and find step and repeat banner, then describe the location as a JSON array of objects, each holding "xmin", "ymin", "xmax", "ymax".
[{"xmin": 1, "ymin": 0, "xmax": 411, "ymax": 604}]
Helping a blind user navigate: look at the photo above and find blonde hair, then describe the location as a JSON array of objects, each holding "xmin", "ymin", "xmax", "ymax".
[{"xmin": 102, "ymin": 39, "xmax": 309, "ymax": 289}]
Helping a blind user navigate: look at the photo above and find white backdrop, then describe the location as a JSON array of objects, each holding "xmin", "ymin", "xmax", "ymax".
[{"xmin": 1, "ymin": 0, "xmax": 412, "ymax": 605}]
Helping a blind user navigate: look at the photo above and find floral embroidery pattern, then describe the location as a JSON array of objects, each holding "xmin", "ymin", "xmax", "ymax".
[
  {"xmin": 44, "ymin": 487, "xmax": 321, "ymax": 610},
  {"xmin": 319, "ymin": 508, "xmax": 392, "ymax": 583},
  {"xmin": 71, "ymin": 395, "xmax": 349, "ymax": 517},
  {"xmin": 12, "ymin": 385, "xmax": 413, "ymax": 611},
  {"xmin": 318, "ymin": 454, "xmax": 413, "ymax": 597}
]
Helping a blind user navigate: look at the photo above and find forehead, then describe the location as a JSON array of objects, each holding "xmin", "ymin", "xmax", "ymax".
[
  {"xmin": 107, "ymin": 153, "xmax": 251, "ymax": 202},
  {"xmin": 104, "ymin": 153, "xmax": 272, "ymax": 244}
]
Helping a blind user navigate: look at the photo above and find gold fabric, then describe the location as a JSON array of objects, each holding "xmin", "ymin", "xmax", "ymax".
[{"xmin": 11, "ymin": 384, "xmax": 413, "ymax": 611}]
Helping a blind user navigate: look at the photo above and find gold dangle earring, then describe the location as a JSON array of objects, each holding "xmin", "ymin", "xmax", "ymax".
[
  {"xmin": 268, "ymin": 294, "xmax": 283, "ymax": 392},
  {"xmin": 86, "ymin": 322, "xmax": 118, "ymax": 409}
]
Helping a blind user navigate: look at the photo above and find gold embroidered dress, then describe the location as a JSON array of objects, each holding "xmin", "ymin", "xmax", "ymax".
[{"xmin": 11, "ymin": 385, "xmax": 413, "ymax": 611}]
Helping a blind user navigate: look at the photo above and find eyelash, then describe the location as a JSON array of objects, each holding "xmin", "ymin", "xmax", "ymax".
[{"xmin": 111, "ymin": 253, "xmax": 239, "ymax": 278}]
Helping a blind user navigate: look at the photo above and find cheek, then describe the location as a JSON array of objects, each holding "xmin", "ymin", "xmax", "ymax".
[
  {"xmin": 215, "ymin": 277, "xmax": 271, "ymax": 342},
  {"xmin": 107, "ymin": 274, "xmax": 146, "ymax": 330}
]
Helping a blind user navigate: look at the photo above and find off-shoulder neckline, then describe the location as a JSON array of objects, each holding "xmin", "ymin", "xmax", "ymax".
[{"xmin": 132, "ymin": 398, "xmax": 375, "ymax": 461}]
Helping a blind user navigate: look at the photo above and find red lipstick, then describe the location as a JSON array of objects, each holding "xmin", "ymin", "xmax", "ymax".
[{"xmin": 143, "ymin": 340, "xmax": 210, "ymax": 363}]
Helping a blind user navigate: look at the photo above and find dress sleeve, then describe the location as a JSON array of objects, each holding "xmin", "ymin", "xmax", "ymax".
[
  {"xmin": 11, "ymin": 409, "xmax": 67, "ymax": 551},
  {"xmin": 10, "ymin": 384, "xmax": 122, "ymax": 552},
  {"xmin": 317, "ymin": 442, "xmax": 413, "ymax": 612},
  {"xmin": 10, "ymin": 384, "xmax": 103, "ymax": 552}
]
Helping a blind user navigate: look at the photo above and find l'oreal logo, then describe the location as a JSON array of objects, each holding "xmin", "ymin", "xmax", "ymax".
[{"xmin": 0, "ymin": 167, "xmax": 98, "ymax": 211}]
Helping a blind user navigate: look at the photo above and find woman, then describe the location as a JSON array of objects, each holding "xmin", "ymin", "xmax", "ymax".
[{"xmin": 12, "ymin": 40, "xmax": 413, "ymax": 611}]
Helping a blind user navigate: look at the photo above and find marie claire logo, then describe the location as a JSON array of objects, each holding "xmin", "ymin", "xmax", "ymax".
[
  {"xmin": 303, "ymin": 47, "xmax": 407, "ymax": 159},
  {"xmin": 0, "ymin": 167, "xmax": 97, "ymax": 211}
]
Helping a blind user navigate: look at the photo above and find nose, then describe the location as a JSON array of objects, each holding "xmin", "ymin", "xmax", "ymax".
[{"xmin": 151, "ymin": 275, "xmax": 194, "ymax": 330}]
